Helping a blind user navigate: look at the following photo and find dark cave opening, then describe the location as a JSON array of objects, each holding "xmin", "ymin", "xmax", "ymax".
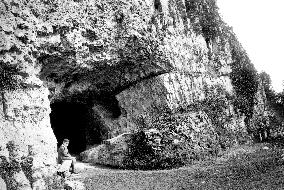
[
  {"xmin": 49, "ymin": 94, "xmax": 123, "ymax": 155},
  {"xmin": 50, "ymin": 102, "xmax": 101, "ymax": 155}
]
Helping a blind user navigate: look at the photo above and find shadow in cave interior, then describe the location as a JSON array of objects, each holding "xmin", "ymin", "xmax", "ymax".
[{"xmin": 50, "ymin": 102, "xmax": 101, "ymax": 155}]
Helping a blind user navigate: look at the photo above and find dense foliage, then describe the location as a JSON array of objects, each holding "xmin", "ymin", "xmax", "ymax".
[
  {"xmin": 259, "ymin": 71, "xmax": 282, "ymax": 113},
  {"xmin": 186, "ymin": 0, "xmax": 223, "ymax": 42},
  {"xmin": 257, "ymin": 72, "xmax": 284, "ymax": 134},
  {"xmin": 123, "ymin": 130, "xmax": 196, "ymax": 170}
]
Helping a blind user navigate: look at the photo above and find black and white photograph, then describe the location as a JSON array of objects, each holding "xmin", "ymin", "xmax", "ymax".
[{"xmin": 0, "ymin": 0, "xmax": 284, "ymax": 189}]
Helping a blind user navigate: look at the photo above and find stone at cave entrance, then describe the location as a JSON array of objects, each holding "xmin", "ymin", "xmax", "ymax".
[{"xmin": 81, "ymin": 133, "xmax": 132, "ymax": 167}]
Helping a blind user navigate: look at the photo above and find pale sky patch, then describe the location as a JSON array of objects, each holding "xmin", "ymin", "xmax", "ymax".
[{"xmin": 217, "ymin": 0, "xmax": 284, "ymax": 92}]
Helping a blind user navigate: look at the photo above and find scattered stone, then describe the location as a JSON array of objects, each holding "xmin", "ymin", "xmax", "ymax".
[{"xmin": 64, "ymin": 180, "xmax": 85, "ymax": 190}]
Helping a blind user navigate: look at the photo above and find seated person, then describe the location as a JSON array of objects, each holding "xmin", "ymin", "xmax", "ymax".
[{"xmin": 58, "ymin": 139, "xmax": 77, "ymax": 174}]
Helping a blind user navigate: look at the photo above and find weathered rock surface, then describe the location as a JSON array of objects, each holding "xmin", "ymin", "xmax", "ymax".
[
  {"xmin": 81, "ymin": 133, "xmax": 132, "ymax": 167},
  {"xmin": 0, "ymin": 0, "xmax": 262, "ymax": 185}
]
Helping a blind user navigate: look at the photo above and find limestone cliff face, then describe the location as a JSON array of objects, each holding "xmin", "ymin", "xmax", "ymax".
[
  {"xmin": 0, "ymin": 0, "xmax": 58, "ymax": 168},
  {"xmin": 114, "ymin": 33, "xmax": 233, "ymax": 127},
  {"xmin": 0, "ymin": 0, "xmax": 257, "ymax": 183}
]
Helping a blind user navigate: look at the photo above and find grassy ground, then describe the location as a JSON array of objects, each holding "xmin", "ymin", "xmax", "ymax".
[{"xmin": 70, "ymin": 142, "xmax": 284, "ymax": 190}]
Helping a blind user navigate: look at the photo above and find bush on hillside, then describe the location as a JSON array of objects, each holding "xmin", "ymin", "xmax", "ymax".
[{"xmin": 122, "ymin": 130, "xmax": 195, "ymax": 170}]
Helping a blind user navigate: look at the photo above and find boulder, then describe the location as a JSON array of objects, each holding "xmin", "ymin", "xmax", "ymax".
[
  {"xmin": 64, "ymin": 180, "xmax": 85, "ymax": 190},
  {"xmin": 80, "ymin": 133, "xmax": 132, "ymax": 167}
]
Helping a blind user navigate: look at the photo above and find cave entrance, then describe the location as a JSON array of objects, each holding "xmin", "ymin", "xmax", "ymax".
[{"xmin": 50, "ymin": 102, "xmax": 101, "ymax": 155}]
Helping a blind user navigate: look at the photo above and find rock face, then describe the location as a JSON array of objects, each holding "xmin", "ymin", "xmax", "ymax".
[
  {"xmin": 0, "ymin": 88, "xmax": 57, "ymax": 165},
  {"xmin": 0, "ymin": 0, "xmax": 260, "ymax": 184}
]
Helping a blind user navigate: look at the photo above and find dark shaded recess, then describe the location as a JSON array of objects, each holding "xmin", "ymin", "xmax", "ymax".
[
  {"xmin": 81, "ymin": 29, "xmax": 98, "ymax": 41},
  {"xmin": 50, "ymin": 94, "xmax": 123, "ymax": 154},
  {"xmin": 50, "ymin": 102, "xmax": 101, "ymax": 154},
  {"xmin": 92, "ymin": 95, "xmax": 122, "ymax": 119},
  {"xmin": 154, "ymin": 0, "xmax": 162, "ymax": 11},
  {"xmin": 55, "ymin": 60, "xmax": 171, "ymax": 97},
  {"xmin": 89, "ymin": 94, "xmax": 123, "ymax": 139}
]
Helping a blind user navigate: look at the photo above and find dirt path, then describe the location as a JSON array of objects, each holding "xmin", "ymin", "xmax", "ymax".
[{"xmin": 69, "ymin": 143, "xmax": 284, "ymax": 190}]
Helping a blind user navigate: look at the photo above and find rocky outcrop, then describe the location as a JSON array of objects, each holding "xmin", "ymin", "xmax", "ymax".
[
  {"xmin": 1, "ymin": 0, "xmax": 259, "ymax": 184},
  {"xmin": 0, "ymin": 88, "xmax": 57, "ymax": 164}
]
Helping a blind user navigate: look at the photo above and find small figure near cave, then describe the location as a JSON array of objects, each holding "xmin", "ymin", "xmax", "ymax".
[{"xmin": 58, "ymin": 139, "xmax": 77, "ymax": 174}]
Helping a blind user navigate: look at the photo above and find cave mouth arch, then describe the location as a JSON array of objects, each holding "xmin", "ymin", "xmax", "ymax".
[{"xmin": 50, "ymin": 102, "xmax": 102, "ymax": 155}]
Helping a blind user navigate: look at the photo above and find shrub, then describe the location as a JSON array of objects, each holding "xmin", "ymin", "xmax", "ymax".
[
  {"xmin": 122, "ymin": 131, "xmax": 156, "ymax": 170},
  {"xmin": 123, "ymin": 126, "xmax": 220, "ymax": 170},
  {"xmin": 43, "ymin": 173, "xmax": 65, "ymax": 190}
]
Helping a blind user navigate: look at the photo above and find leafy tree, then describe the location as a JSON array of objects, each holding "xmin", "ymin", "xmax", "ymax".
[
  {"xmin": 259, "ymin": 71, "xmax": 272, "ymax": 91},
  {"xmin": 275, "ymin": 91, "xmax": 284, "ymax": 118},
  {"xmin": 259, "ymin": 71, "xmax": 278, "ymax": 105},
  {"xmin": 228, "ymin": 34, "xmax": 258, "ymax": 123},
  {"xmin": 186, "ymin": 0, "xmax": 223, "ymax": 43},
  {"xmin": 253, "ymin": 72, "xmax": 284, "ymax": 140}
]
